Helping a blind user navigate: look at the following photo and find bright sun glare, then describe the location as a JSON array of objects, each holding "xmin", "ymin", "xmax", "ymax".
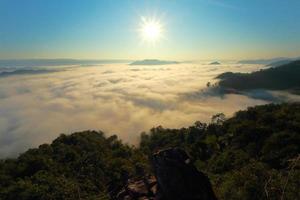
[{"xmin": 139, "ymin": 17, "xmax": 163, "ymax": 43}]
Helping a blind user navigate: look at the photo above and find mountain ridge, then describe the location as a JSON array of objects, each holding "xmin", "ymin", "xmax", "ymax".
[
  {"xmin": 129, "ymin": 59, "xmax": 179, "ymax": 65},
  {"xmin": 0, "ymin": 103, "xmax": 299, "ymax": 199},
  {"xmin": 216, "ymin": 60, "xmax": 300, "ymax": 93}
]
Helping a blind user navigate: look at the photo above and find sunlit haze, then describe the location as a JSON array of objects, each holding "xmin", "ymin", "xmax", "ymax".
[
  {"xmin": 0, "ymin": 0, "xmax": 300, "ymax": 158},
  {"xmin": 139, "ymin": 17, "xmax": 163, "ymax": 44},
  {"xmin": 1, "ymin": 0, "xmax": 300, "ymax": 60}
]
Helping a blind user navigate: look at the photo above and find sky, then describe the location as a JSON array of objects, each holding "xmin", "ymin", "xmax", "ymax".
[{"xmin": 0, "ymin": 0, "xmax": 300, "ymax": 60}]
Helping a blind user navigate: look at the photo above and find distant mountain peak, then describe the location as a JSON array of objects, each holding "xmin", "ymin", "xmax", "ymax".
[
  {"xmin": 237, "ymin": 57, "xmax": 300, "ymax": 65},
  {"xmin": 209, "ymin": 61, "xmax": 221, "ymax": 65},
  {"xmin": 129, "ymin": 59, "xmax": 179, "ymax": 66}
]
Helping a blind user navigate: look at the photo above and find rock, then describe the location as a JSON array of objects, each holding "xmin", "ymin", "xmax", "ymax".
[
  {"xmin": 117, "ymin": 175, "xmax": 157, "ymax": 200},
  {"xmin": 152, "ymin": 148, "xmax": 217, "ymax": 200},
  {"xmin": 117, "ymin": 148, "xmax": 217, "ymax": 200}
]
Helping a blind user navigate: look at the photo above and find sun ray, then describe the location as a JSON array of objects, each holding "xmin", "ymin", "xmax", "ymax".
[{"xmin": 138, "ymin": 16, "xmax": 164, "ymax": 45}]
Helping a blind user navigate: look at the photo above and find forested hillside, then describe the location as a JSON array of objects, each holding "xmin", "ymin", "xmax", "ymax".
[
  {"xmin": 0, "ymin": 103, "xmax": 299, "ymax": 200},
  {"xmin": 217, "ymin": 60, "xmax": 300, "ymax": 93}
]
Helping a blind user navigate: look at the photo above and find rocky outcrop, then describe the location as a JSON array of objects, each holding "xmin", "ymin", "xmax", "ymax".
[
  {"xmin": 117, "ymin": 175, "xmax": 157, "ymax": 200},
  {"xmin": 117, "ymin": 148, "xmax": 217, "ymax": 200},
  {"xmin": 153, "ymin": 148, "xmax": 217, "ymax": 200}
]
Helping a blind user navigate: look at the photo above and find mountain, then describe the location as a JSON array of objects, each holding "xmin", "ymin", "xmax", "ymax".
[
  {"xmin": 0, "ymin": 131, "xmax": 141, "ymax": 199},
  {"xmin": 209, "ymin": 61, "xmax": 221, "ymax": 65},
  {"xmin": 0, "ymin": 68, "xmax": 61, "ymax": 78},
  {"xmin": 237, "ymin": 57, "xmax": 289, "ymax": 65},
  {"xmin": 216, "ymin": 60, "xmax": 300, "ymax": 93},
  {"xmin": 0, "ymin": 103, "xmax": 299, "ymax": 199},
  {"xmin": 266, "ymin": 59, "xmax": 293, "ymax": 67},
  {"xmin": 237, "ymin": 57, "xmax": 300, "ymax": 65},
  {"xmin": 129, "ymin": 59, "xmax": 179, "ymax": 65},
  {"xmin": 0, "ymin": 59, "xmax": 131, "ymax": 67}
]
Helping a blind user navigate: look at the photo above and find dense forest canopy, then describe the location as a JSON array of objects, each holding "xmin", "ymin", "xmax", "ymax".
[
  {"xmin": 0, "ymin": 103, "xmax": 299, "ymax": 199},
  {"xmin": 216, "ymin": 60, "xmax": 300, "ymax": 93}
]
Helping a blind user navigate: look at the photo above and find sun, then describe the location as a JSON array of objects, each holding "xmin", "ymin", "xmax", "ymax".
[{"xmin": 139, "ymin": 17, "xmax": 163, "ymax": 43}]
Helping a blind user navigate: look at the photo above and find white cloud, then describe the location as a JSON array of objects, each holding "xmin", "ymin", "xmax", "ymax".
[{"xmin": 0, "ymin": 63, "xmax": 296, "ymax": 157}]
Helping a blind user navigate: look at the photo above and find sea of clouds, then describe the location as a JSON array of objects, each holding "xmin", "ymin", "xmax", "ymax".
[{"xmin": 0, "ymin": 62, "xmax": 299, "ymax": 157}]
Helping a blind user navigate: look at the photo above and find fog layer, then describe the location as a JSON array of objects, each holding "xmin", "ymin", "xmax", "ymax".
[{"xmin": 0, "ymin": 62, "xmax": 297, "ymax": 157}]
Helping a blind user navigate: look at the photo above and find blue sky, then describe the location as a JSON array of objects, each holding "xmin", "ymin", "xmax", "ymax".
[{"xmin": 0, "ymin": 0, "xmax": 300, "ymax": 60}]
